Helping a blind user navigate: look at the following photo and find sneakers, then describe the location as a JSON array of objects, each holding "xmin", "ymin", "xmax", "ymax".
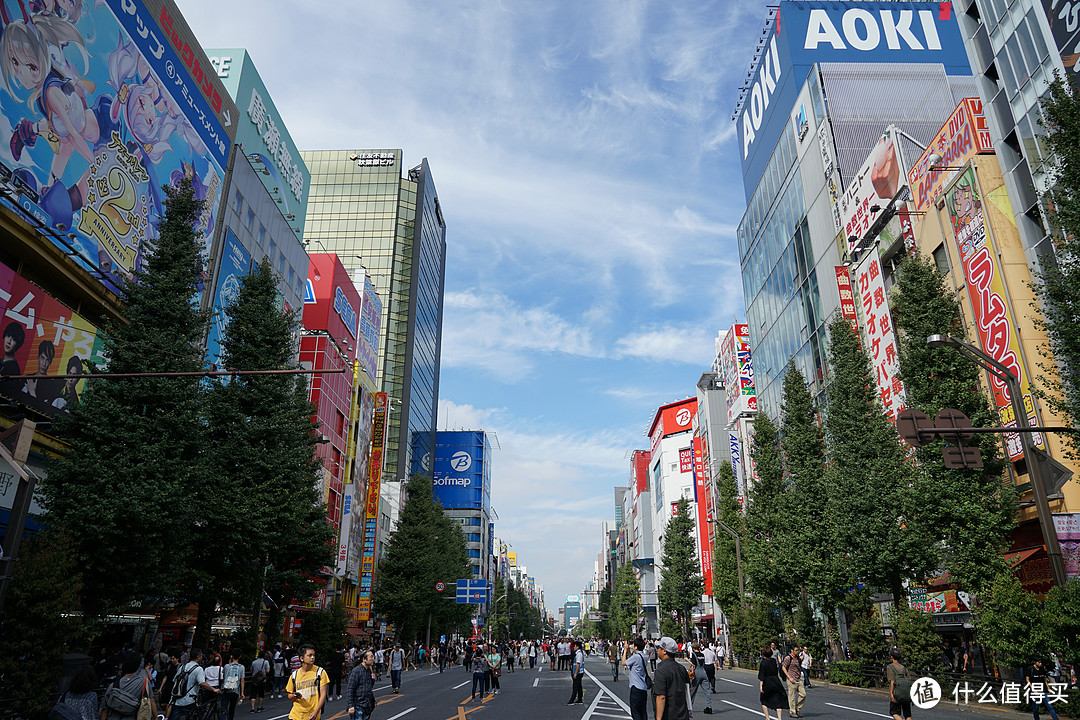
[{"xmin": 703, "ymin": 709, "xmax": 712, "ymax": 714}]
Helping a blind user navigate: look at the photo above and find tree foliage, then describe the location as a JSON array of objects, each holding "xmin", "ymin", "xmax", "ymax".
[
  {"xmin": 744, "ymin": 411, "xmax": 791, "ymax": 603},
  {"xmin": 299, "ymin": 600, "xmax": 349, "ymax": 663},
  {"xmin": 974, "ymin": 572, "xmax": 1052, "ymax": 668},
  {"xmin": 657, "ymin": 496, "xmax": 703, "ymax": 641},
  {"xmin": 711, "ymin": 461, "xmax": 743, "ymax": 616},
  {"xmin": 891, "ymin": 604, "xmax": 942, "ymax": 675},
  {"xmin": 609, "ymin": 562, "xmax": 641, "ymax": 640}
]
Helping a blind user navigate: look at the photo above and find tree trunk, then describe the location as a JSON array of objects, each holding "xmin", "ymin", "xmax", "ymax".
[{"xmin": 193, "ymin": 591, "xmax": 217, "ymax": 653}]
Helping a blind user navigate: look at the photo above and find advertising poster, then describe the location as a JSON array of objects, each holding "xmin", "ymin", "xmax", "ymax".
[
  {"xmin": 356, "ymin": 391, "xmax": 387, "ymax": 621},
  {"xmin": 1041, "ymin": 0, "xmax": 1080, "ymax": 88},
  {"xmin": 357, "ymin": 276, "xmax": 382, "ymax": 384},
  {"xmin": 720, "ymin": 325, "xmax": 755, "ymax": 425},
  {"xmin": 431, "ymin": 431, "xmax": 487, "ymax": 511},
  {"xmin": 692, "ymin": 436, "xmax": 713, "ymax": 594},
  {"xmin": 204, "ymin": 228, "xmax": 250, "ymax": 369},
  {"xmin": 1054, "ymin": 513, "xmax": 1080, "ymax": 580},
  {"xmin": 946, "ymin": 168, "xmax": 1045, "ymax": 460},
  {"xmin": 719, "ymin": 327, "xmax": 738, "ymax": 426},
  {"xmin": 834, "ymin": 266, "xmax": 859, "ymax": 330},
  {"xmin": 0, "ymin": 0, "xmax": 233, "ymax": 297},
  {"xmin": 0, "ymin": 260, "xmax": 106, "ymax": 414},
  {"xmin": 854, "ymin": 247, "xmax": 905, "ymax": 420},
  {"xmin": 839, "ymin": 127, "xmax": 908, "ymax": 251},
  {"xmin": 908, "ymin": 98, "xmax": 993, "ymax": 212},
  {"xmin": 679, "ymin": 447, "xmax": 693, "ymax": 474}
]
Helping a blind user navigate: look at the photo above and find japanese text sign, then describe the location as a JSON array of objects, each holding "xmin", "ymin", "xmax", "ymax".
[{"xmin": 854, "ymin": 247, "xmax": 906, "ymax": 420}]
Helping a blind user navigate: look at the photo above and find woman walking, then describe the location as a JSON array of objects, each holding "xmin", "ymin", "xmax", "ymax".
[{"xmin": 758, "ymin": 647, "xmax": 787, "ymax": 720}]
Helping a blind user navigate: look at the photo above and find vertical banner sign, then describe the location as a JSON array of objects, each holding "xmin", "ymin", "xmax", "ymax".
[
  {"xmin": 729, "ymin": 433, "xmax": 743, "ymax": 500},
  {"xmin": 835, "ymin": 266, "xmax": 859, "ymax": 330},
  {"xmin": 357, "ymin": 392, "xmax": 388, "ymax": 621},
  {"xmin": 679, "ymin": 447, "xmax": 694, "ymax": 474},
  {"xmin": 946, "ymin": 169, "xmax": 1045, "ymax": 460},
  {"xmin": 692, "ymin": 436, "xmax": 713, "ymax": 595},
  {"xmin": 1053, "ymin": 514, "xmax": 1080, "ymax": 580},
  {"xmin": 854, "ymin": 247, "xmax": 906, "ymax": 421},
  {"xmin": 336, "ymin": 490, "xmax": 352, "ymax": 576}
]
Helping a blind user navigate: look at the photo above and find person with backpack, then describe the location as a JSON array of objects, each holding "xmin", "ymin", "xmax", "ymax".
[
  {"xmin": 623, "ymin": 638, "xmax": 651, "ymax": 720},
  {"xmin": 221, "ymin": 650, "xmax": 246, "ymax": 720},
  {"xmin": 272, "ymin": 647, "xmax": 287, "ymax": 699},
  {"xmin": 782, "ymin": 645, "xmax": 806, "ymax": 718},
  {"xmin": 388, "ymin": 644, "xmax": 405, "ymax": 694},
  {"xmin": 886, "ymin": 649, "xmax": 914, "ymax": 720},
  {"xmin": 101, "ymin": 653, "xmax": 156, "ymax": 720},
  {"xmin": 286, "ymin": 644, "xmax": 329, "ymax": 720},
  {"xmin": 167, "ymin": 648, "xmax": 220, "ymax": 720},
  {"xmin": 250, "ymin": 651, "xmax": 270, "ymax": 713},
  {"xmin": 54, "ymin": 665, "xmax": 99, "ymax": 720}
]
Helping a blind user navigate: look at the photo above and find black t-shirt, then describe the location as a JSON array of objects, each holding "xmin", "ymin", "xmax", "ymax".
[{"xmin": 652, "ymin": 658, "xmax": 691, "ymax": 720}]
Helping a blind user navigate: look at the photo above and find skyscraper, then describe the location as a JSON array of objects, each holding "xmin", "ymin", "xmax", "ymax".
[{"xmin": 301, "ymin": 150, "xmax": 447, "ymax": 483}]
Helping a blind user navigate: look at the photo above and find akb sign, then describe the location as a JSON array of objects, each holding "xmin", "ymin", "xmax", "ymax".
[{"xmin": 738, "ymin": 1, "xmax": 969, "ymax": 187}]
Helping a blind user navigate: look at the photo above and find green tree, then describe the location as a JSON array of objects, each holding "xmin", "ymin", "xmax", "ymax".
[
  {"xmin": 793, "ymin": 598, "xmax": 827, "ymax": 662},
  {"xmin": 974, "ymin": 572, "xmax": 1052, "ymax": 668},
  {"xmin": 657, "ymin": 496, "xmax": 704, "ymax": 641},
  {"xmin": 890, "ymin": 604, "xmax": 941, "ymax": 675},
  {"xmin": 609, "ymin": 563, "xmax": 641, "ymax": 639},
  {"xmin": 846, "ymin": 605, "xmax": 887, "ymax": 665},
  {"xmin": 42, "ymin": 178, "xmax": 208, "ymax": 616},
  {"xmin": 198, "ymin": 256, "xmax": 335, "ymax": 649},
  {"xmin": 711, "ymin": 461, "xmax": 743, "ymax": 616},
  {"xmin": 744, "ymin": 411, "xmax": 793, "ymax": 604},
  {"xmin": 823, "ymin": 312, "xmax": 936, "ymax": 603},
  {"xmin": 0, "ymin": 532, "xmax": 91, "ymax": 715},
  {"xmin": 1033, "ymin": 77, "xmax": 1080, "ymax": 458},
  {"xmin": 729, "ymin": 602, "xmax": 780, "ymax": 668},
  {"xmin": 373, "ymin": 473, "xmax": 473, "ymax": 643},
  {"xmin": 299, "ymin": 600, "xmax": 348, "ymax": 662},
  {"xmin": 491, "ymin": 576, "xmax": 509, "ymax": 640},
  {"xmin": 892, "ymin": 252, "xmax": 1014, "ymax": 594},
  {"xmin": 1044, "ymin": 579, "xmax": 1080, "ymax": 669}
]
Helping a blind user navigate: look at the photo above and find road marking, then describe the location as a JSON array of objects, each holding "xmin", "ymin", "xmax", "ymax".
[
  {"xmin": 533, "ymin": 678, "xmax": 539, "ymax": 687},
  {"xmin": 582, "ymin": 669, "xmax": 632, "ymax": 714},
  {"xmin": 719, "ymin": 676, "xmax": 753, "ymax": 687},
  {"xmin": 825, "ymin": 702, "xmax": 891, "ymax": 717},
  {"xmin": 721, "ymin": 700, "xmax": 766, "ymax": 716},
  {"xmin": 376, "ymin": 694, "xmax": 403, "ymax": 706},
  {"xmin": 383, "ymin": 708, "xmax": 416, "ymax": 720},
  {"xmin": 452, "ymin": 680, "xmax": 470, "ymax": 689}
]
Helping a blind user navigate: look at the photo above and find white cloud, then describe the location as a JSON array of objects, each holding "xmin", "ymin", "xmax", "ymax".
[{"xmin": 613, "ymin": 325, "xmax": 716, "ymax": 365}]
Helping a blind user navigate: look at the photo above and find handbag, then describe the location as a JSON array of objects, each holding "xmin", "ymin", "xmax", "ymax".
[{"xmin": 137, "ymin": 678, "xmax": 154, "ymax": 720}]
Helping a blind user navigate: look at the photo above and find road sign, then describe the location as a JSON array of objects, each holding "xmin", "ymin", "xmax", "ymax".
[
  {"xmin": 435, "ymin": 581, "xmax": 446, "ymax": 592},
  {"xmin": 456, "ymin": 579, "xmax": 489, "ymax": 604},
  {"xmin": 896, "ymin": 409, "xmax": 932, "ymax": 447}
]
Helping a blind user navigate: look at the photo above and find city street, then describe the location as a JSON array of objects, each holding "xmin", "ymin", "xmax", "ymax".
[{"xmin": 247, "ymin": 656, "xmax": 1024, "ymax": 720}]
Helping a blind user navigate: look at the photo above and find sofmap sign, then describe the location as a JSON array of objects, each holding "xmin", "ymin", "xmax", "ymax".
[
  {"xmin": 429, "ymin": 431, "xmax": 488, "ymax": 511},
  {"xmin": 737, "ymin": 1, "xmax": 970, "ymax": 193}
]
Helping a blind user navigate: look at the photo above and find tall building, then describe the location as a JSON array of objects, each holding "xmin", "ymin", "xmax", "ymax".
[
  {"xmin": 301, "ymin": 150, "xmax": 447, "ymax": 485},
  {"xmin": 735, "ymin": 1, "xmax": 975, "ymax": 417}
]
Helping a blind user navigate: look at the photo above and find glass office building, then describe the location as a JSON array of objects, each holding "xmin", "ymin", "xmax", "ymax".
[{"xmin": 301, "ymin": 150, "xmax": 447, "ymax": 483}]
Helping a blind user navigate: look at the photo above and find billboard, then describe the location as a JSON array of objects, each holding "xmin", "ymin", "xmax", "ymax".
[
  {"xmin": 0, "ymin": 260, "xmax": 106, "ymax": 414},
  {"xmin": 631, "ymin": 449, "xmax": 650, "ymax": 495},
  {"xmin": 204, "ymin": 49, "xmax": 309, "ymax": 241},
  {"xmin": 0, "ymin": 0, "xmax": 236, "ymax": 296},
  {"xmin": 205, "ymin": 228, "xmax": 250, "ymax": 369},
  {"xmin": 1041, "ymin": 0, "xmax": 1080, "ymax": 88},
  {"xmin": 907, "ymin": 98, "xmax": 993, "ymax": 212},
  {"xmin": 648, "ymin": 398, "xmax": 698, "ymax": 455},
  {"xmin": 839, "ymin": 126, "xmax": 910, "ymax": 251},
  {"xmin": 357, "ymin": 391, "xmax": 388, "ymax": 621},
  {"xmin": 835, "ymin": 266, "xmax": 859, "ymax": 330},
  {"xmin": 302, "ymin": 254, "xmax": 360, "ymax": 362},
  {"xmin": 692, "ymin": 436, "xmax": 713, "ymax": 595},
  {"xmin": 431, "ymin": 430, "xmax": 490, "ymax": 511},
  {"xmin": 737, "ymin": 1, "xmax": 970, "ymax": 193},
  {"xmin": 1054, "ymin": 513, "xmax": 1080, "ymax": 581},
  {"xmin": 719, "ymin": 324, "xmax": 757, "ymax": 426},
  {"xmin": 945, "ymin": 168, "xmax": 1045, "ymax": 461},
  {"xmin": 357, "ymin": 276, "xmax": 382, "ymax": 384},
  {"xmin": 854, "ymin": 247, "xmax": 905, "ymax": 421}
]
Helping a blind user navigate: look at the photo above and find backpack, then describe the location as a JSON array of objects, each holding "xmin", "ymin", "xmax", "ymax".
[
  {"xmin": 640, "ymin": 652, "xmax": 653, "ymax": 690},
  {"xmin": 47, "ymin": 694, "xmax": 83, "ymax": 720},
  {"xmin": 289, "ymin": 667, "xmax": 323, "ymax": 698},
  {"xmin": 170, "ymin": 662, "xmax": 198, "ymax": 706},
  {"xmin": 104, "ymin": 678, "xmax": 143, "ymax": 716},
  {"xmin": 892, "ymin": 663, "xmax": 913, "ymax": 703},
  {"xmin": 252, "ymin": 659, "xmax": 267, "ymax": 685},
  {"xmin": 223, "ymin": 664, "xmax": 241, "ymax": 692}
]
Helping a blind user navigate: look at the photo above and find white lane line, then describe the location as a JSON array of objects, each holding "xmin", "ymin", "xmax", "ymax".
[
  {"xmin": 533, "ymin": 678, "xmax": 539, "ymax": 687},
  {"xmin": 384, "ymin": 708, "xmax": 416, "ymax": 720},
  {"xmin": 721, "ymin": 699, "xmax": 765, "ymax": 716},
  {"xmin": 583, "ymin": 669, "xmax": 633, "ymax": 714},
  {"xmin": 452, "ymin": 680, "xmax": 470, "ymax": 689},
  {"xmin": 580, "ymin": 689, "xmax": 604, "ymax": 720},
  {"xmin": 719, "ymin": 676, "xmax": 753, "ymax": 687},
  {"xmin": 824, "ymin": 702, "xmax": 891, "ymax": 717}
]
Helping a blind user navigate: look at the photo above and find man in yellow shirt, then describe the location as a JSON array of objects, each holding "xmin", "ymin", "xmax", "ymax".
[{"xmin": 286, "ymin": 644, "xmax": 329, "ymax": 720}]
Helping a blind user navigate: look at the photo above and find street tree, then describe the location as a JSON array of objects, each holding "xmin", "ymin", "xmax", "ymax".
[
  {"xmin": 197, "ymin": 256, "xmax": 336, "ymax": 648},
  {"xmin": 891, "ymin": 252, "xmax": 1014, "ymax": 594},
  {"xmin": 744, "ymin": 411, "xmax": 795, "ymax": 604},
  {"xmin": 609, "ymin": 562, "xmax": 641, "ymax": 639},
  {"xmin": 711, "ymin": 461, "xmax": 743, "ymax": 616},
  {"xmin": 42, "ymin": 178, "xmax": 209, "ymax": 616},
  {"xmin": 823, "ymin": 312, "xmax": 936, "ymax": 603},
  {"xmin": 974, "ymin": 572, "xmax": 1052, "ymax": 668},
  {"xmin": 657, "ymin": 496, "xmax": 704, "ymax": 641},
  {"xmin": 890, "ymin": 604, "xmax": 941, "ymax": 675}
]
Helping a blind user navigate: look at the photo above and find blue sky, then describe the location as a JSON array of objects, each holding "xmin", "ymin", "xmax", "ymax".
[{"xmin": 180, "ymin": 0, "xmax": 766, "ymax": 611}]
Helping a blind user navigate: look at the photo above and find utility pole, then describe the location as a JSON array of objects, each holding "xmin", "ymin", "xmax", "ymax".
[{"xmin": 0, "ymin": 419, "xmax": 37, "ymax": 616}]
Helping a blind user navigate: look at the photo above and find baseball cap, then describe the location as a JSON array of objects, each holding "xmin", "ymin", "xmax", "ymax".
[{"xmin": 657, "ymin": 637, "xmax": 679, "ymax": 654}]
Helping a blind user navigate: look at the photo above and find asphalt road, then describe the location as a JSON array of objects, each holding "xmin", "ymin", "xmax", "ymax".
[{"xmin": 242, "ymin": 655, "xmax": 1025, "ymax": 720}]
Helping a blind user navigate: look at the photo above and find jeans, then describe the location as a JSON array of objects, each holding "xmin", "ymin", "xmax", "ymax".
[
  {"xmin": 221, "ymin": 692, "xmax": 239, "ymax": 720},
  {"xmin": 629, "ymin": 686, "xmax": 648, "ymax": 720},
  {"xmin": 691, "ymin": 670, "xmax": 713, "ymax": 709},
  {"xmin": 1033, "ymin": 697, "xmax": 1060, "ymax": 720},
  {"xmin": 568, "ymin": 673, "xmax": 584, "ymax": 703},
  {"xmin": 471, "ymin": 672, "xmax": 485, "ymax": 699},
  {"xmin": 802, "ymin": 666, "xmax": 812, "ymax": 686},
  {"xmin": 168, "ymin": 704, "xmax": 197, "ymax": 720},
  {"xmin": 390, "ymin": 668, "xmax": 401, "ymax": 689},
  {"xmin": 272, "ymin": 674, "xmax": 285, "ymax": 696},
  {"xmin": 611, "ymin": 661, "xmax": 620, "ymax": 681}
]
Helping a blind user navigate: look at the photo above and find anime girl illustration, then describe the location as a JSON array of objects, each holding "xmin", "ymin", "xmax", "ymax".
[{"xmin": 0, "ymin": 0, "xmax": 115, "ymax": 229}]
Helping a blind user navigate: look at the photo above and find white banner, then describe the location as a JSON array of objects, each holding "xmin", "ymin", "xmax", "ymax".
[{"xmin": 854, "ymin": 247, "xmax": 906, "ymax": 421}]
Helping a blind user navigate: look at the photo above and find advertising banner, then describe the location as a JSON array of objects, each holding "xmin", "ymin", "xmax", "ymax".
[
  {"xmin": 679, "ymin": 447, "xmax": 693, "ymax": 474},
  {"xmin": 854, "ymin": 247, "xmax": 905, "ymax": 420},
  {"xmin": 908, "ymin": 98, "xmax": 993, "ymax": 212},
  {"xmin": 840, "ymin": 127, "xmax": 909, "ymax": 251},
  {"xmin": 357, "ymin": 276, "xmax": 382, "ymax": 384},
  {"xmin": 357, "ymin": 391, "xmax": 387, "ymax": 621},
  {"xmin": 692, "ymin": 436, "xmax": 713, "ymax": 595},
  {"xmin": 0, "ymin": 260, "xmax": 106, "ymax": 414},
  {"xmin": 302, "ymin": 254, "xmax": 360, "ymax": 362},
  {"xmin": 205, "ymin": 228, "xmax": 250, "ymax": 369},
  {"xmin": 432, "ymin": 431, "xmax": 487, "ymax": 510},
  {"xmin": 729, "ymin": 432, "xmax": 743, "ymax": 498},
  {"xmin": 835, "ymin": 266, "xmax": 859, "ymax": 330},
  {"xmin": 1053, "ymin": 513, "xmax": 1080, "ymax": 580},
  {"xmin": 719, "ymin": 327, "xmax": 738, "ymax": 426},
  {"xmin": 204, "ymin": 48, "xmax": 309, "ymax": 241},
  {"xmin": 632, "ymin": 449, "xmax": 650, "ymax": 495},
  {"xmin": 0, "ymin": 0, "xmax": 233, "ymax": 297},
  {"xmin": 1041, "ymin": 0, "xmax": 1080, "ymax": 88},
  {"xmin": 738, "ymin": 1, "xmax": 970, "ymax": 193},
  {"xmin": 336, "ymin": 489, "xmax": 352, "ymax": 576},
  {"xmin": 720, "ymin": 325, "xmax": 756, "ymax": 425},
  {"xmin": 945, "ymin": 168, "xmax": 1045, "ymax": 460}
]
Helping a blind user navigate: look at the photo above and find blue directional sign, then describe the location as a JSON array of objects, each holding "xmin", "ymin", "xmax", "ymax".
[{"xmin": 456, "ymin": 579, "xmax": 489, "ymax": 604}]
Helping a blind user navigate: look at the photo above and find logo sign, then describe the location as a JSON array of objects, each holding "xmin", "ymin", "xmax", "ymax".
[
  {"xmin": 566, "ymin": 594, "xmax": 581, "ymax": 603},
  {"xmin": 303, "ymin": 280, "xmax": 317, "ymax": 304},
  {"xmin": 835, "ymin": 266, "xmax": 859, "ymax": 331},
  {"xmin": 333, "ymin": 286, "xmax": 358, "ymax": 339},
  {"xmin": 675, "ymin": 408, "xmax": 693, "ymax": 427},
  {"xmin": 679, "ymin": 447, "xmax": 694, "ymax": 473},
  {"xmin": 450, "ymin": 451, "xmax": 473, "ymax": 472},
  {"xmin": 907, "ymin": 98, "xmax": 993, "ymax": 212},
  {"xmin": 910, "ymin": 678, "xmax": 942, "ymax": 709},
  {"xmin": 435, "ymin": 581, "xmax": 446, "ymax": 592}
]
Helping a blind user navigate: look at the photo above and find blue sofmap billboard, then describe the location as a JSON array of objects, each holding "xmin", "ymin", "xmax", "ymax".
[
  {"xmin": 205, "ymin": 227, "xmax": 250, "ymax": 368},
  {"xmin": 737, "ymin": 1, "xmax": 970, "ymax": 197},
  {"xmin": 412, "ymin": 430, "xmax": 491, "ymax": 512},
  {"xmin": 0, "ymin": 0, "xmax": 237, "ymax": 296}
]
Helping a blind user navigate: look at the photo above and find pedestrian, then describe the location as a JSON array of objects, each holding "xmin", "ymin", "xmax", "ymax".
[
  {"xmin": 346, "ymin": 650, "xmax": 376, "ymax": 720},
  {"xmin": 800, "ymin": 647, "xmax": 813, "ymax": 688},
  {"xmin": 623, "ymin": 639, "xmax": 650, "ymax": 720},
  {"xmin": 700, "ymin": 641, "xmax": 718, "ymax": 714},
  {"xmin": 388, "ymin": 644, "xmax": 405, "ymax": 694},
  {"xmin": 58, "ymin": 665, "xmax": 99, "ymax": 720},
  {"xmin": 758, "ymin": 647, "xmax": 787, "ymax": 720},
  {"xmin": 250, "ymin": 651, "xmax": 270, "ymax": 713},
  {"xmin": 463, "ymin": 644, "xmax": 473, "ymax": 675},
  {"xmin": 528, "ymin": 641, "xmax": 537, "ymax": 669},
  {"xmin": 717, "ymin": 642, "xmax": 726, "ymax": 671},
  {"xmin": 608, "ymin": 639, "xmax": 621, "ymax": 681},
  {"xmin": 647, "ymin": 641, "xmax": 658, "ymax": 672},
  {"xmin": 166, "ymin": 648, "xmax": 219, "ymax": 720},
  {"xmin": 652, "ymin": 637, "xmax": 691, "ymax": 720},
  {"xmin": 782, "ymin": 645, "xmax": 806, "ymax": 718},
  {"xmin": 486, "ymin": 644, "xmax": 502, "ymax": 695},
  {"xmin": 101, "ymin": 653, "xmax": 157, "ymax": 720},
  {"xmin": 285, "ymin": 644, "xmax": 329, "ymax": 720},
  {"xmin": 375, "ymin": 647, "xmax": 386, "ymax": 681},
  {"xmin": 156, "ymin": 650, "xmax": 180, "ymax": 708},
  {"xmin": 886, "ymin": 649, "xmax": 913, "ymax": 720},
  {"xmin": 504, "ymin": 643, "xmax": 514, "ymax": 673},
  {"xmin": 327, "ymin": 646, "xmax": 345, "ymax": 702},
  {"xmin": 272, "ymin": 646, "xmax": 287, "ymax": 699},
  {"xmin": 222, "ymin": 650, "xmax": 246, "ymax": 720},
  {"xmin": 1025, "ymin": 658, "xmax": 1060, "ymax": 720},
  {"xmin": 566, "ymin": 640, "xmax": 585, "ymax": 705},
  {"xmin": 469, "ymin": 648, "xmax": 489, "ymax": 703}
]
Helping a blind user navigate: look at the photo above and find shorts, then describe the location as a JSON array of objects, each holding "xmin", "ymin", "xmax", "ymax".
[
  {"xmin": 889, "ymin": 699, "xmax": 912, "ymax": 718},
  {"xmin": 251, "ymin": 680, "xmax": 265, "ymax": 699}
]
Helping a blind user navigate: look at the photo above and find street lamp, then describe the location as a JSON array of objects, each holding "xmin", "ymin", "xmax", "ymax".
[
  {"xmin": 707, "ymin": 518, "xmax": 746, "ymax": 607},
  {"xmin": 926, "ymin": 334, "xmax": 1068, "ymax": 586},
  {"xmin": 488, "ymin": 591, "xmax": 508, "ymax": 643}
]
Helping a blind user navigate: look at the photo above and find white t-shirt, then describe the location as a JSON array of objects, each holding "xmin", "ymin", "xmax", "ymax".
[
  {"xmin": 703, "ymin": 647, "xmax": 717, "ymax": 666},
  {"xmin": 801, "ymin": 652, "xmax": 812, "ymax": 669},
  {"xmin": 204, "ymin": 665, "xmax": 224, "ymax": 688}
]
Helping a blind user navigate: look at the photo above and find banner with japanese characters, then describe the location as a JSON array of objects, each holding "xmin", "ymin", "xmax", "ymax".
[
  {"xmin": 834, "ymin": 266, "xmax": 858, "ymax": 331},
  {"xmin": 854, "ymin": 247, "xmax": 905, "ymax": 421},
  {"xmin": 356, "ymin": 392, "xmax": 387, "ymax": 621},
  {"xmin": 0, "ymin": 0, "xmax": 234, "ymax": 297},
  {"xmin": 946, "ymin": 168, "xmax": 1044, "ymax": 460},
  {"xmin": 0, "ymin": 260, "xmax": 106, "ymax": 415}
]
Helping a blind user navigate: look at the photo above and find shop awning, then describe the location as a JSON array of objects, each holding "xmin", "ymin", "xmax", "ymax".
[
  {"xmin": 346, "ymin": 627, "xmax": 372, "ymax": 636},
  {"xmin": 1004, "ymin": 547, "xmax": 1042, "ymax": 566}
]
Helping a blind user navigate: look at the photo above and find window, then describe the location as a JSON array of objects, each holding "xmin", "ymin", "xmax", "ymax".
[
  {"xmin": 288, "ymin": 266, "xmax": 295, "ymax": 286},
  {"xmin": 257, "ymin": 225, "xmax": 266, "ymax": 247},
  {"xmin": 233, "ymin": 190, "xmax": 243, "ymax": 215},
  {"xmin": 279, "ymin": 253, "xmax": 286, "ymax": 272},
  {"xmin": 468, "ymin": 549, "xmax": 482, "ymax": 559},
  {"xmin": 933, "ymin": 243, "xmax": 951, "ymax": 276},
  {"xmin": 246, "ymin": 208, "xmax": 255, "ymax": 232},
  {"xmin": 465, "ymin": 533, "xmax": 481, "ymax": 543}
]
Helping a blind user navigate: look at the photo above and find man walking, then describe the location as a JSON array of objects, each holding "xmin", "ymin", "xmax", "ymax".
[
  {"xmin": 608, "ymin": 640, "xmax": 621, "ymax": 681},
  {"xmin": 623, "ymin": 639, "xmax": 650, "ymax": 720},
  {"xmin": 700, "ymin": 641, "xmax": 718, "ymax": 714},
  {"xmin": 652, "ymin": 637, "xmax": 692, "ymax": 720},
  {"xmin": 346, "ymin": 650, "xmax": 376, "ymax": 720},
  {"xmin": 286, "ymin": 644, "xmax": 329, "ymax": 720},
  {"xmin": 388, "ymin": 644, "xmax": 405, "ymax": 694},
  {"xmin": 800, "ymin": 647, "xmax": 813, "ymax": 688},
  {"xmin": 566, "ymin": 640, "xmax": 585, "ymax": 705},
  {"xmin": 782, "ymin": 646, "xmax": 806, "ymax": 718},
  {"xmin": 887, "ymin": 649, "xmax": 914, "ymax": 720}
]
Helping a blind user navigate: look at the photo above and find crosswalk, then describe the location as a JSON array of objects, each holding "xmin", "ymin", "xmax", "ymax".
[{"xmin": 581, "ymin": 670, "xmax": 632, "ymax": 720}]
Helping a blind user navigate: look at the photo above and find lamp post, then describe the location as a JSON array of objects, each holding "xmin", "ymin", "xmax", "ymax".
[
  {"xmin": 926, "ymin": 334, "xmax": 1068, "ymax": 587},
  {"xmin": 489, "ymin": 591, "xmax": 508, "ymax": 643},
  {"xmin": 707, "ymin": 518, "xmax": 746, "ymax": 607}
]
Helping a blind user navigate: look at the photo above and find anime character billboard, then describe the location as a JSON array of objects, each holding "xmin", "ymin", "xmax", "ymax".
[{"xmin": 0, "ymin": 0, "xmax": 233, "ymax": 296}]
